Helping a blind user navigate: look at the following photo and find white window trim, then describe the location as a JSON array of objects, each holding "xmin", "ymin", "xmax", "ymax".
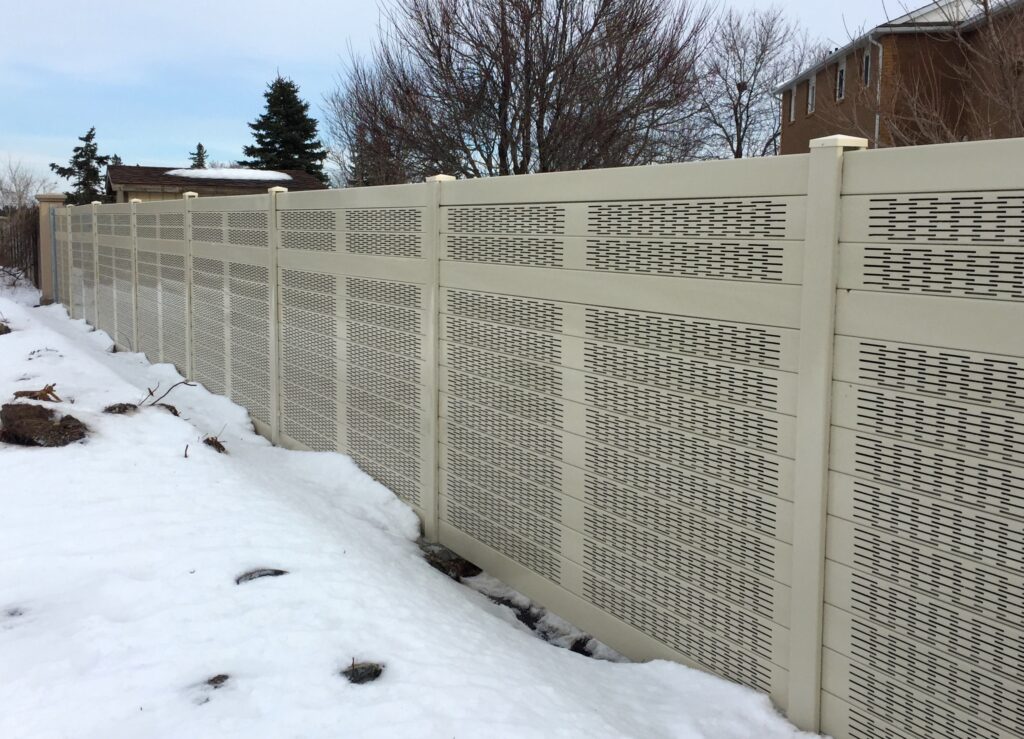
[
  {"xmin": 863, "ymin": 51, "xmax": 871, "ymax": 85},
  {"xmin": 789, "ymin": 85, "xmax": 796, "ymax": 122},
  {"xmin": 836, "ymin": 59, "xmax": 846, "ymax": 101},
  {"xmin": 808, "ymin": 77, "xmax": 816, "ymax": 114}
]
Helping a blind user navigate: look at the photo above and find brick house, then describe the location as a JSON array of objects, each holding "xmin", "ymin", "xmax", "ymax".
[
  {"xmin": 105, "ymin": 165, "xmax": 327, "ymax": 202},
  {"xmin": 777, "ymin": 0, "xmax": 1024, "ymax": 154}
]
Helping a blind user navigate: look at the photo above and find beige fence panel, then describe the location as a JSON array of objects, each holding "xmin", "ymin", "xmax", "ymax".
[
  {"xmin": 435, "ymin": 156, "xmax": 810, "ymax": 711},
  {"xmin": 67, "ymin": 206, "xmax": 95, "ymax": 322},
  {"xmin": 823, "ymin": 138, "xmax": 1024, "ymax": 739},
  {"xmin": 93, "ymin": 202, "xmax": 136, "ymax": 350},
  {"xmin": 188, "ymin": 193, "xmax": 277, "ymax": 437},
  {"xmin": 275, "ymin": 184, "xmax": 439, "ymax": 534},
  {"xmin": 135, "ymin": 199, "xmax": 189, "ymax": 375}
]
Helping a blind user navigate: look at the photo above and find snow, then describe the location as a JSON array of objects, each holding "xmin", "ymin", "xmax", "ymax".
[
  {"xmin": 0, "ymin": 287, "xmax": 813, "ymax": 739},
  {"xmin": 164, "ymin": 168, "xmax": 292, "ymax": 181}
]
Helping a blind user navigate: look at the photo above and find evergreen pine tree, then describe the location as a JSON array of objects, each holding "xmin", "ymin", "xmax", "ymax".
[
  {"xmin": 189, "ymin": 143, "xmax": 209, "ymax": 168},
  {"xmin": 241, "ymin": 76, "xmax": 328, "ymax": 184},
  {"xmin": 49, "ymin": 127, "xmax": 112, "ymax": 205},
  {"xmin": 109, "ymin": 154, "xmax": 123, "ymax": 166}
]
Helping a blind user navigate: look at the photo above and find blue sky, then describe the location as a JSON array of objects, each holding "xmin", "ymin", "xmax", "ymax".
[{"xmin": 1, "ymin": 0, "xmax": 883, "ymax": 187}]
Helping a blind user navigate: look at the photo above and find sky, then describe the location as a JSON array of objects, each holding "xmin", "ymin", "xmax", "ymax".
[{"xmin": 1, "ymin": 0, "xmax": 889, "ymax": 188}]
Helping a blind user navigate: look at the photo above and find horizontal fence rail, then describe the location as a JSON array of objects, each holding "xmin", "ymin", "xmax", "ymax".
[{"xmin": 52, "ymin": 136, "xmax": 1024, "ymax": 738}]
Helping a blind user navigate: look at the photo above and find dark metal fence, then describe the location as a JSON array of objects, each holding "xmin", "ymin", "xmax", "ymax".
[{"xmin": 0, "ymin": 206, "xmax": 40, "ymax": 285}]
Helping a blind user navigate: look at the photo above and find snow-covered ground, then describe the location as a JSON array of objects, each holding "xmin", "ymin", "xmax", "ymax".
[{"xmin": 0, "ymin": 286, "xmax": 811, "ymax": 739}]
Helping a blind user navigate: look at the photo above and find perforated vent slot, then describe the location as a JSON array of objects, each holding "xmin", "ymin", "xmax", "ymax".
[
  {"xmin": 227, "ymin": 262, "xmax": 271, "ymax": 423},
  {"xmin": 446, "ymin": 205, "xmax": 565, "ymax": 235},
  {"xmin": 446, "ymin": 503, "xmax": 559, "ymax": 580},
  {"xmin": 850, "ymin": 386, "xmax": 1024, "ymax": 465},
  {"xmin": 447, "ymin": 371, "xmax": 562, "ymax": 427},
  {"xmin": 583, "ymin": 571, "xmax": 772, "ymax": 692},
  {"xmin": 279, "ymin": 269, "xmax": 338, "ymax": 451},
  {"xmin": 345, "ymin": 277, "xmax": 421, "ymax": 308},
  {"xmin": 348, "ymin": 366, "xmax": 419, "ymax": 408},
  {"xmin": 446, "ymin": 398, "xmax": 561, "ymax": 456},
  {"xmin": 586, "ymin": 408, "xmax": 782, "ymax": 493},
  {"xmin": 584, "ymin": 341, "xmax": 781, "ymax": 410},
  {"xmin": 846, "ymin": 568, "xmax": 1022, "ymax": 683},
  {"xmin": 346, "ymin": 208, "xmax": 421, "ymax": 232},
  {"xmin": 848, "ymin": 433, "xmax": 1024, "ymax": 518},
  {"xmin": 846, "ymin": 667, "xmax": 1000, "ymax": 739},
  {"xmin": 445, "ymin": 290, "xmax": 563, "ymax": 332},
  {"xmin": 584, "ymin": 478, "xmax": 779, "ymax": 617},
  {"xmin": 587, "ymin": 239, "xmax": 785, "ymax": 280},
  {"xmin": 848, "ymin": 621, "xmax": 1022, "ymax": 727},
  {"xmin": 281, "ymin": 210, "xmax": 336, "ymax": 230},
  {"xmin": 847, "ymin": 526, "xmax": 1022, "ymax": 629},
  {"xmin": 862, "ymin": 245, "xmax": 1024, "ymax": 300},
  {"xmin": 282, "ymin": 230, "xmax": 336, "ymax": 251},
  {"xmin": 446, "ymin": 476, "xmax": 560, "ymax": 550},
  {"xmin": 867, "ymin": 194, "xmax": 1024, "ymax": 244},
  {"xmin": 845, "ymin": 478, "xmax": 1022, "ymax": 570},
  {"xmin": 445, "ymin": 235, "xmax": 563, "ymax": 266},
  {"xmin": 853, "ymin": 340, "xmax": 1024, "ymax": 411},
  {"xmin": 347, "ymin": 430, "xmax": 421, "ymax": 505},
  {"xmin": 447, "ymin": 316, "xmax": 561, "ymax": 364},
  {"xmin": 446, "ymin": 449, "xmax": 561, "ymax": 519},
  {"xmin": 345, "ymin": 232, "xmax": 422, "ymax": 257},
  {"xmin": 348, "ymin": 440, "xmax": 421, "ymax": 506},
  {"xmin": 447, "ymin": 423, "xmax": 560, "ymax": 489},
  {"xmin": 588, "ymin": 200, "xmax": 787, "ymax": 238},
  {"xmin": 158, "ymin": 212, "xmax": 185, "ymax": 241},
  {"xmin": 584, "ymin": 541, "xmax": 774, "ymax": 657},
  {"xmin": 445, "ymin": 345, "xmax": 562, "ymax": 396},
  {"xmin": 585, "ymin": 374, "xmax": 782, "ymax": 453},
  {"xmin": 585, "ymin": 444, "xmax": 782, "ymax": 540}
]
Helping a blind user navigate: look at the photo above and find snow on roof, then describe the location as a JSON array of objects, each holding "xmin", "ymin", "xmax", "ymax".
[{"xmin": 164, "ymin": 168, "xmax": 293, "ymax": 181}]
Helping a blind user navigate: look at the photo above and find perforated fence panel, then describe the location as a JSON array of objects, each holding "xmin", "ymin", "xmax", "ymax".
[
  {"xmin": 189, "ymin": 195, "xmax": 275, "ymax": 432},
  {"xmin": 436, "ymin": 160, "xmax": 807, "ymax": 708},
  {"xmin": 52, "ymin": 139, "xmax": 1024, "ymax": 737},
  {"xmin": 276, "ymin": 187, "xmax": 438, "ymax": 528},
  {"xmin": 93, "ymin": 203, "xmax": 135, "ymax": 350},
  {"xmin": 136, "ymin": 201, "xmax": 189, "ymax": 374},
  {"xmin": 823, "ymin": 139, "xmax": 1024, "ymax": 739}
]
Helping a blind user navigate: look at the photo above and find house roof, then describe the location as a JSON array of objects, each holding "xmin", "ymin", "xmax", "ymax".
[
  {"xmin": 773, "ymin": 0, "xmax": 1022, "ymax": 93},
  {"xmin": 106, "ymin": 165, "xmax": 327, "ymax": 192}
]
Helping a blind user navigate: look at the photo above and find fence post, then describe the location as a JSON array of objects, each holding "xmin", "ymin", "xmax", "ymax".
[
  {"xmin": 182, "ymin": 192, "xmax": 198, "ymax": 380},
  {"xmin": 267, "ymin": 186, "xmax": 287, "ymax": 445},
  {"xmin": 789, "ymin": 134, "xmax": 867, "ymax": 730},
  {"xmin": 129, "ymin": 199, "xmax": 142, "ymax": 353},
  {"xmin": 90, "ymin": 201, "xmax": 101, "ymax": 326},
  {"xmin": 422, "ymin": 174, "xmax": 454, "ymax": 541},
  {"xmin": 36, "ymin": 193, "xmax": 65, "ymax": 302}
]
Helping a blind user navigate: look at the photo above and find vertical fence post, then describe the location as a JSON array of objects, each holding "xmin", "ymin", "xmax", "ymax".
[
  {"xmin": 421, "ymin": 174, "xmax": 453, "ymax": 541},
  {"xmin": 90, "ymin": 201, "xmax": 101, "ymax": 326},
  {"xmin": 129, "ymin": 199, "xmax": 142, "ymax": 353},
  {"xmin": 789, "ymin": 134, "xmax": 867, "ymax": 730},
  {"xmin": 182, "ymin": 191, "xmax": 198, "ymax": 380},
  {"xmin": 267, "ymin": 186, "xmax": 287, "ymax": 445}
]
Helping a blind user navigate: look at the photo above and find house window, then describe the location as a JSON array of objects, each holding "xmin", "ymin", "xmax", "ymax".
[
  {"xmin": 808, "ymin": 77, "xmax": 816, "ymax": 114},
  {"xmin": 863, "ymin": 52, "xmax": 871, "ymax": 84},
  {"xmin": 836, "ymin": 59, "xmax": 846, "ymax": 100},
  {"xmin": 789, "ymin": 86, "xmax": 796, "ymax": 122}
]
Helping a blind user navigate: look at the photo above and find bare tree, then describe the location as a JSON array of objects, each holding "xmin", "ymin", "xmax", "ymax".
[
  {"xmin": 325, "ymin": 0, "xmax": 712, "ymax": 184},
  {"xmin": 819, "ymin": 0, "xmax": 1024, "ymax": 146},
  {"xmin": 0, "ymin": 158, "xmax": 55, "ymax": 211},
  {"xmin": 698, "ymin": 7, "xmax": 826, "ymax": 158}
]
